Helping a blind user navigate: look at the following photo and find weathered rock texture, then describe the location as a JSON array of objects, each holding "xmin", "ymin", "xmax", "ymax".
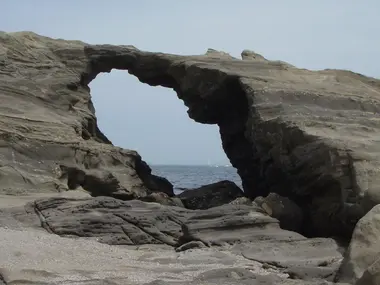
[
  {"xmin": 1, "ymin": 194, "xmax": 349, "ymax": 284},
  {"xmin": 0, "ymin": 31, "xmax": 173, "ymax": 200},
  {"xmin": 81, "ymin": 43, "xmax": 380, "ymax": 238},
  {"xmin": 254, "ymin": 193, "xmax": 304, "ymax": 232},
  {"xmin": 22, "ymin": 196, "xmax": 300, "ymax": 247},
  {"xmin": 336, "ymin": 204, "xmax": 380, "ymax": 283},
  {"xmin": 1, "ymin": 31, "xmax": 380, "ymax": 239},
  {"xmin": 177, "ymin": 180, "xmax": 244, "ymax": 209}
]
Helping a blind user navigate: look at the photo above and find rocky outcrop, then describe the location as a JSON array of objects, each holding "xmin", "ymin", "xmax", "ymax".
[
  {"xmin": 336, "ymin": 204, "xmax": 380, "ymax": 283},
  {"xmin": 32, "ymin": 197, "xmax": 187, "ymax": 246},
  {"xmin": 177, "ymin": 180, "xmax": 244, "ymax": 209},
  {"xmin": 0, "ymin": 31, "xmax": 172, "ymax": 200},
  {"xmin": 1, "ymin": 30, "xmax": 380, "ymax": 284},
  {"xmin": 1, "ymin": 31, "xmax": 380, "ymax": 238},
  {"xmin": 20, "ymin": 196, "xmax": 298, "ymax": 247},
  {"xmin": 178, "ymin": 202, "xmax": 303, "ymax": 247},
  {"xmin": 1, "ymin": 194, "xmax": 348, "ymax": 284},
  {"xmin": 64, "ymin": 165, "xmax": 174, "ymax": 200},
  {"xmin": 140, "ymin": 192, "xmax": 184, "ymax": 207}
]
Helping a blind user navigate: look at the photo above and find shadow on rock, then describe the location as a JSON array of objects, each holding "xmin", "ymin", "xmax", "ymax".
[{"xmin": 177, "ymin": 180, "xmax": 244, "ymax": 210}]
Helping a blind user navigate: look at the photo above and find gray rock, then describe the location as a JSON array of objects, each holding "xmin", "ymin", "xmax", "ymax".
[
  {"xmin": 140, "ymin": 192, "xmax": 184, "ymax": 207},
  {"xmin": 144, "ymin": 268, "xmax": 348, "ymax": 285},
  {"xmin": 0, "ymin": 31, "xmax": 172, "ymax": 200},
  {"xmin": 0, "ymin": 31, "xmax": 378, "ymax": 284},
  {"xmin": 229, "ymin": 196, "xmax": 254, "ymax": 205},
  {"xmin": 1, "ymin": 194, "xmax": 349, "ymax": 284},
  {"xmin": 336, "ymin": 204, "xmax": 380, "ymax": 283},
  {"xmin": 28, "ymin": 196, "xmax": 307, "ymax": 247},
  {"xmin": 178, "ymin": 203, "xmax": 305, "ymax": 246},
  {"xmin": 33, "ymin": 196, "xmax": 188, "ymax": 246},
  {"xmin": 1, "ymin": 31, "xmax": 379, "ymax": 238},
  {"xmin": 254, "ymin": 193, "xmax": 304, "ymax": 232},
  {"xmin": 1, "ymin": 224, "xmax": 290, "ymax": 285},
  {"xmin": 235, "ymin": 238, "xmax": 344, "ymax": 282},
  {"xmin": 355, "ymin": 257, "xmax": 380, "ymax": 285},
  {"xmin": 241, "ymin": 49, "xmax": 268, "ymax": 61},
  {"xmin": 178, "ymin": 180, "xmax": 244, "ymax": 209}
]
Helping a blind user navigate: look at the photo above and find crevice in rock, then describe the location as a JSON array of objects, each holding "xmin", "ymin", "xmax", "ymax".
[{"xmin": 33, "ymin": 201, "xmax": 55, "ymax": 235}]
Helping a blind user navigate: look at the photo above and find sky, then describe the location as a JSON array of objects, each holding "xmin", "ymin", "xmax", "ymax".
[{"xmin": 2, "ymin": 1, "xmax": 379, "ymax": 165}]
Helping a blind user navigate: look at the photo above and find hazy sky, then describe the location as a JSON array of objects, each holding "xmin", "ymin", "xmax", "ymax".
[{"xmin": 2, "ymin": 1, "xmax": 379, "ymax": 165}]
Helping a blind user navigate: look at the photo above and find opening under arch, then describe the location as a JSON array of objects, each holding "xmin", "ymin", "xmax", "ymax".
[{"xmin": 89, "ymin": 70, "xmax": 242, "ymax": 191}]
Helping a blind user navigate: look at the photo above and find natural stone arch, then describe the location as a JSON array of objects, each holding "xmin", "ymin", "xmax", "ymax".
[
  {"xmin": 74, "ymin": 44, "xmax": 379, "ymax": 239},
  {"xmin": 2, "ymin": 32, "xmax": 380, "ymax": 240},
  {"xmin": 79, "ymin": 45, "xmax": 259, "ymax": 197}
]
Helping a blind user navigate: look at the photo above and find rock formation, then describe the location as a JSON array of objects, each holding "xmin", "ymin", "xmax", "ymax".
[
  {"xmin": 177, "ymin": 180, "xmax": 244, "ymax": 209},
  {"xmin": 336, "ymin": 204, "xmax": 380, "ymax": 283},
  {"xmin": 254, "ymin": 193, "xmax": 304, "ymax": 232},
  {"xmin": 1, "ymin": 31, "xmax": 380, "ymax": 284},
  {"xmin": 0, "ymin": 31, "xmax": 173, "ymax": 200},
  {"xmin": 0, "ymin": 194, "xmax": 348, "ymax": 284},
  {"xmin": 2, "ymin": 31, "xmax": 380, "ymax": 239}
]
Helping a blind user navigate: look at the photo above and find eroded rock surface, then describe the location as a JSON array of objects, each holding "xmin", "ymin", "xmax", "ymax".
[
  {"xmin": 1, "ymin": 31, "xmax": 380, "ymax": 238},
  {"xmin": 28, "ymin": 196, "xmax": 300, "ymax": 247},
  {"xmin": 0, "ymin": 31, "xmax": 171, "ymax": 200},
  {"xmin": 235, "ymin": 238, "xmax": 344, "ymax": 282},
  {"xmin": 337, "ymin": 204, "xmax": 380, "ymax": 283},
  {"xmin": 33, "ymin": 197, "xmax": 187, "ymax": 246},
  {"xmin": 1, "ymin": 31, "xmax": 379, "ymax": 284},
  {"xmin": 1, "ymin": 195, "xmax": 349, "ymax": 284},
  {"xmin": 355, "ymin": 257, "xmax": 380, "ymax": 285},
  {"xmin": 254, "ymin": 193, "xmax": 304, "ymax": 232},
  {"xmin": 178, "ymin": 203, "xmax": 303, "ymax": 247}
]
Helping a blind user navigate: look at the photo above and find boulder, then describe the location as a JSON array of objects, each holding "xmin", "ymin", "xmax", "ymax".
[
  {"xmin": 177, "ymin": 180, "xmax": 244, "ymax": 210},
  {"xmin": 254, "ymin": 193, "xmax": 304, "ymax": 232},
  {"xmin": 241, "ymin": 49, "xmax": 268, "ymax": 61},
  {"xmin": 336, "ymin": 204, "xmax": 380, "ymax": 283}
]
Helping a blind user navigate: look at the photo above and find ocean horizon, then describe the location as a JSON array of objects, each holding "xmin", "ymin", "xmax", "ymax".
[{"xmin": 150, "ymin": 164, "xmax": 242, "ymax": 194}]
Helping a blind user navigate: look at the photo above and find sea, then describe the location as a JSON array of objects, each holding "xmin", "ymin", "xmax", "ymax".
[{"xmin": 151, "ymin": 165, "xmax": 242, "ymax": 194}]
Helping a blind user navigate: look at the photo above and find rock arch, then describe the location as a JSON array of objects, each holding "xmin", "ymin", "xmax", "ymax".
[{"xmin": 2, "ymin": 31, "xmax": 380, "ymax": 238}]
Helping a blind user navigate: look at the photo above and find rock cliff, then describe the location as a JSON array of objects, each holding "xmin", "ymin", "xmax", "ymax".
[
  {"xmin": 0, "ymin": 31, "xmax": 173, "ymax": 200},
  {"xmin": 1, "ymin": 30, "xmax": 379, "ymax": 285},
  {"xmin": 2, "ymin": 31, "xmax": 379, "ymax": 238}
]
